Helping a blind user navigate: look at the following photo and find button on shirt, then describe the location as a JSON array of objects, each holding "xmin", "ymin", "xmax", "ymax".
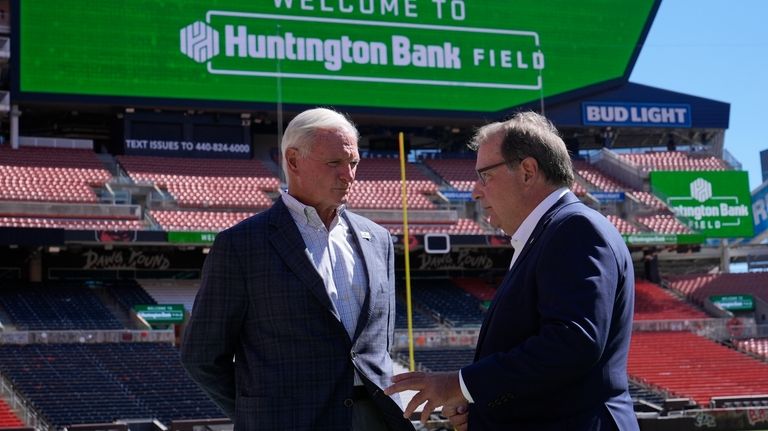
[{"xmin": 282, "ymin": 192, "xmax": 368, "ymax": 384}]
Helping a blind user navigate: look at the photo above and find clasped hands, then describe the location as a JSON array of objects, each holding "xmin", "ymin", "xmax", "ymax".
[{"xmin": 384, "ymin": 371, "xmax": 469, "ymax": 430}]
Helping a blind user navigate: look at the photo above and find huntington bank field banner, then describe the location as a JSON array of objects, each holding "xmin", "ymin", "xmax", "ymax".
[
  {"xmin": 650, "ymin": 171, "xmax": 754, "ymax": 238},
  {"xmin": 16, "ymin": 0, "xmax": 657, "ymax": 112}
]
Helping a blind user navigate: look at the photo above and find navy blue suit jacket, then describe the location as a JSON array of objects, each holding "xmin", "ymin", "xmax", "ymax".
[
  {"xmin": 181, "ymin": 198, "xmax": 413, "ymax": 431},
  {"xmin": 462, "ymin": 192, "xmax": 638, "ymax": 431}
]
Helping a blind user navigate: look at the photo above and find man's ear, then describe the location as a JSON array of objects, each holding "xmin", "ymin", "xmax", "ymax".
[
  {"xmin": 519, "ymin": 157, "xmax": 538, "ymax": 183},
  {"xmin": 285, "ymin": 148, "xmax": 300, "ymax": 172}
]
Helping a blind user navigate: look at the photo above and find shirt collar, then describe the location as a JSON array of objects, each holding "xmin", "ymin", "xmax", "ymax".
[
  {"xmin": 509, "ymin": 187, "xmax": 569, "ymax": 250},
  {"xmin": 281, "ymin": 190, "xmax": 346, "ymax": 231}
]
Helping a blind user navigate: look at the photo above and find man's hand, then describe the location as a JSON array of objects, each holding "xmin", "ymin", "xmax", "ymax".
[
  {"xmin": 443, "ymin": 403, "xmax": 468, "ymax": 431},
  {"xmin": 384, "ymin": 371, "xmax": 467, "ymax": 424}
]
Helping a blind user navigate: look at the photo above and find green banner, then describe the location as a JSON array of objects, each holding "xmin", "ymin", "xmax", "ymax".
[
  {"xmin": 134, "ymin": 304, "xmax": 186, "ymax": 323},
  {"xmin": 168, "ymin": 231, "xmax": 217, "ymax": 244},
  {"xmin": 18, "ymin": 0, "xmax": 657, "ymax": 112},
  {"xmin": 650, "ymin": 171, "xmax": 754, "ymax": 238},
  {"xmin": 709, "ymin": 295, "xmax": 754, "ymax": 312},
  {"xmin": 622, "ymin": 233, "xmax": 704, "ymax": 246}
]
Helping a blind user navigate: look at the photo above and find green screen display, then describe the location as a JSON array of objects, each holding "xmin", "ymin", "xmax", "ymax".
[
  {"xmin": 709, "ymin": 295, "xmax": 754, "ymax": 312},
  {"xmin": 18, "ymin": 0, "xmax": 657, "ymax": 112},
  {"xmin": 134, "ymin": 304, "xmax": 186, "ymax": 324},
  {"xmin": 650, "ymin": 171, "xmax": 754, "ymax": 238}
]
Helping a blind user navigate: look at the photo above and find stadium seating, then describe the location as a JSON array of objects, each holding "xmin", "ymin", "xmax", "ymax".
[
  {"xmin": 0, "ymin": 343, "xmax": 224, "ymax": 429},
  {"xmin": 570, "ymin": 181, "xmax": 587, "ymax": 196},
  {"xmin": 399, "ymin": 347, "xmax": 670, "ymax": 412},
  {"xmin": 411, "ymin": 280, "xmax": 485, "ymax": 327},
  {"xmin": 0, "ymin": 146, "xmax": 110, "ymax": 204},
  {"xmin": 0, "ymin": 216, "xmax": 144, "ymax": 230},
  {"xmin": 0, "ymin": 282, "xmax": 123, "ymax": 330},
  {"xmin": 628, "ymin": 331, "xmax": 768, "ymax": 407},
  {"xmin": 573, "ymin": 160, "xmax": 628, "ymax": 192},
  {"xmin": 636, "ymin": 214, "xmax": 692, "ymax": 234},
  {"xmin": 348, "ymin": 158, "xmax": 439, "ymax": 210},
  {"xmin": 0, "ymin": 146, "xmax": 146, "ymax": 230},
  {"xmin": 733, "ymin": 338, "xmax": 768, "ymax": 360},
  {"xmin": 348, "ymin": 180, "xmax": 437, "ymax": 210},
  {"xmin": 400, "ymin": 348, "xmax": 475, "ymax": 372},
  {"xmin": 630, "ymin": 191, "xmax": 667, "ymax": 210},
  {"xmin": 572, "ymin": 160, "xmax": 686, "ymax": 234},
  {"xmin": 620, "ymin": 151, "xmax": 730, "ymax": 173},
  {"xmin": 117, "ymin": 156, "xmax": 279, "ymax": 210},
  {"xmin": 633, "ymin": 281, "xmax": 710, "ymax": 321},
  {"xmin": 380, "ymin": 218, "xmax": 488, "ymax": 235},
  {"xmin": 665, "ymin": 272, "xmax": 768, "ymax": 307},
  {"xmin": 150, "ymin": 209, "xmax": 254, "ymax": 231},
  {"xmin": 605, "ymin": 215, "xmax": 642, "ymax": 234},
  {"xmin": 425, "ymin": 157, "xmax": 588, "ymax": 196},
  {"xmin": 423, "ymin": 158, "xmax": 476, "ymax": 191},
  {"xmin": 451, "ymin": 277, "xmax": 497, "ymax": 301},
  {"xmin": 395, "ymin": 298, "xmax": 440, "ymax": 329},
  {"xmin": 104, "ymin": 280, "xmax": 158, "ymax": 311},
  {"xmin": 573, "ymin": 160, "xmax": 671, "ymax": 213}
]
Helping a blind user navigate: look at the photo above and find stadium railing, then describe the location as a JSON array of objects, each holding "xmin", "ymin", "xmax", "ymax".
[
  {"xmin": 0, "ymin": 329, "xmax": 174, "ymax": 345},
  {"xmin": 169, "ymin": 418, "xmax": 232, "ymax": 431},
  {"xmin": 0, "ymin": 373, "xmax": 43, "ymax": 431}
]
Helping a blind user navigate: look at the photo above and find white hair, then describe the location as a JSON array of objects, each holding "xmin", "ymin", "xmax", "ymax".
[{"xmin": 280, "ymin": 107, "xmax": 359, "ymax": 178}]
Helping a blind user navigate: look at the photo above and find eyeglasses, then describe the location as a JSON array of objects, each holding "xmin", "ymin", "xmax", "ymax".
[{"xmin": 475, "ymin": 160, "xmax": 510, "ymax": 186}]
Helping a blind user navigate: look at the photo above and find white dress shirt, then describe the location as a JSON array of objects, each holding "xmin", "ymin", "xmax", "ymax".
[{"xmin": 282, "ymin": 191, "xmax": 368, "ymax": 384}]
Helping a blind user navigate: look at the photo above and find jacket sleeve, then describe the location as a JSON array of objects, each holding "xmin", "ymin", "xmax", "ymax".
[{"xmin": 180, "ymin": 230, "xmax": 248, "ymax": 419}]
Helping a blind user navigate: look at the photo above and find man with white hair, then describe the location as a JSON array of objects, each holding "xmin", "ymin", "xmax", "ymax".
[{"xmin": 182, "ymin": 107, "xmax": 414, "ymax": 431}]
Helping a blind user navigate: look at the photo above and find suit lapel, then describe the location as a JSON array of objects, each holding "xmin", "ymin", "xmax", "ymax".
[
  {"xmin": 475, "ymin": 192, "xmax": 581, "ymax": 357},
  {"xmin": 268, "ymin": 198, "xmax": 341, "ymax": 321},
  {"xmin": 508, "ymin": 192, "xmax": 581, "ymax": 273},
  {"xmin": 343, "ymin": 212, "xmax": 377, "ymax": 342}
]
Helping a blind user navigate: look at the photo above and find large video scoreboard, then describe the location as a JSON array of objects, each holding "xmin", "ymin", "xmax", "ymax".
[{"xmin": 14, "ymin": 0, "xmax": 659, "ymax": 113}]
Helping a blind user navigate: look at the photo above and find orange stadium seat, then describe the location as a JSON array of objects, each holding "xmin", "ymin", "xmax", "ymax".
[
  {"xmin": 0, "ymin": 147, "xmax": 110, "ymax": 203},
  {"xmin": 117, "ymin": 155, "xmax": 279, "ymax": 210},
  {"xmin": 629, "ymin": 331, "xmax": 768, "ymax": 407},
  {"xmin": 620, "ymin": 151, "xmax": 730, "ymax": 174}
]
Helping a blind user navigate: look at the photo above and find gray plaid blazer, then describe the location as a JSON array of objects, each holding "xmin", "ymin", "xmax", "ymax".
[{"xmin": 181, "ymin": 197, "xmax": 413, "ymax": 431}]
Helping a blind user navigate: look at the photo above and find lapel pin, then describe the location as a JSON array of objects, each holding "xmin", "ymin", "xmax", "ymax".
[{"xmin": 361, "ymin": 231, "xmax": 371, "ymax": 240}]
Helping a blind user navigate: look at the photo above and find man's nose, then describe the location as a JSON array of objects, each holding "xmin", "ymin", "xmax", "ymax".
[
  {"xmin": 471, "ymin": 181, "xmax": 484, "ymax": 201},
  {"xmin": 340, "ymin": 164, "xmax": 355, "ymax": 182}
]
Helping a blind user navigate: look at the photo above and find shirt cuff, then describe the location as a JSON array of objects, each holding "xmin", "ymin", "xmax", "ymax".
[{"xmin": 458, "ymin": 369, "xmax": 474, "ymax": 403}]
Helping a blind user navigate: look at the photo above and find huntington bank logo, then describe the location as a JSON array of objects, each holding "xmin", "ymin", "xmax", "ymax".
[
  {"xmin": 176, "ymin": 12, "xmax": 544, "ymax": 90},
  {"xmin": 180, "ymin": 21, "xmax": 219, "ymax": 63},
  {"xmin": 690, "ymin": 178, "xmax": 712, "ymax": 203},
  {"xmin": 663, "ymin": 177, "xmax": 749, "ymax": 231}
]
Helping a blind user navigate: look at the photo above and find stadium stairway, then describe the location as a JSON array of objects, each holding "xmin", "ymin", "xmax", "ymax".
[
  {"xmin": 416, "ymin": 159, "xmax": 456, "ymax": 190},
  {"xmin": 96, "ymin": 153, "xmax": 122, "ymax": 178}
]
